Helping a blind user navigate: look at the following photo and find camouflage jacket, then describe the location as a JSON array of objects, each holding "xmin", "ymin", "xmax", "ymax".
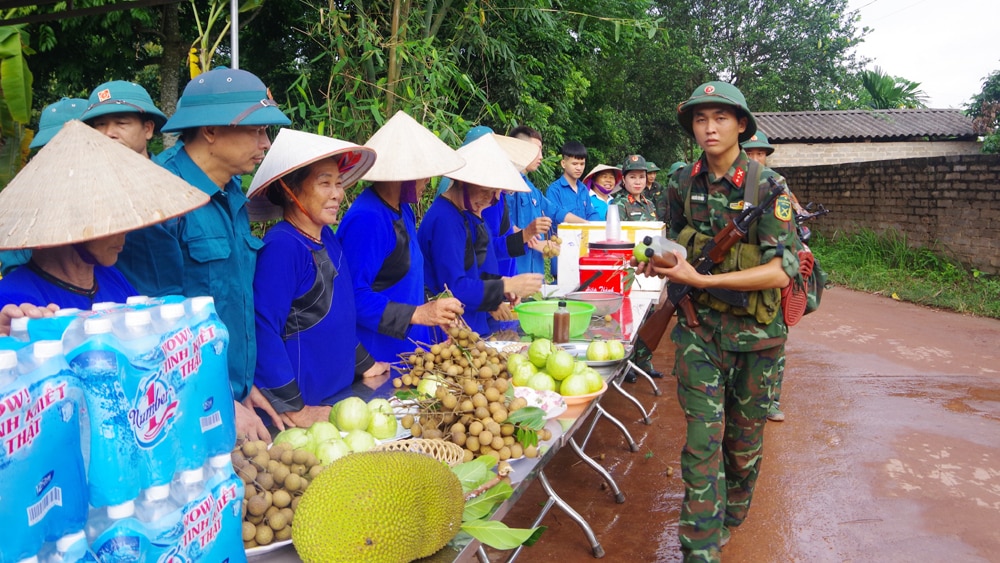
[{"xmin": 612, "ymin": 191, "xmax": 656, "ymax": 222}]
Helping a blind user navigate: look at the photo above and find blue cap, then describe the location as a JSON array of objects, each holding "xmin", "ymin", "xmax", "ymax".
[
  {"xmin": 30, "ymin": 98, "xmax": 88, "ymax": 149},
  {"xmin": 162, "ymin": 68, "xmax": 290, "ymax": 133},
  {"xmin": 463, "ymin": 125, "xmax": 494, "ymax": 145},
  {"xmin": 79, "ymin": 81, "xmax": 168, "ymax": 131}
]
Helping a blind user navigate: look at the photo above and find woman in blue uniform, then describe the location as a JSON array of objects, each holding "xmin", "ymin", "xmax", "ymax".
[
  {"xmin": 418, "ymin": 135, "xmax": 543, "ymax": 337},
  {"xmin": 0, "ymin": 121, "xmax": 207, "ymax": 311},
  {"xmin": 338, "ymin": 111, "xmax": 466, "ymax": 363},
  {"xmin": 247, "ymin": 129, "xmax": 385, "ymax": 428}
]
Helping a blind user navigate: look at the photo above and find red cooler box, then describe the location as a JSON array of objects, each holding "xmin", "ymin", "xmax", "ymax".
[{"xmin": 579, "ymin": 254, "xmax": 629, "ymax": 294}]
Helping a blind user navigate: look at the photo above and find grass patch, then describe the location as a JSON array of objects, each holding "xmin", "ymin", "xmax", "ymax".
[{"xmin": 808, "ymin": 228, "xmax": 1000, "ymax": 319}]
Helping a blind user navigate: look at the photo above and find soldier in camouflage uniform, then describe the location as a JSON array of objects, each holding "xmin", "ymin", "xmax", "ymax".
[
  {"xmin": 644, "ymin": 160, "xmax": 664, "ymax": 219},
  {"xmin": 641, "ymin": 81, "xmax": 801, "ymax": 562},
  {"xmin": 613, "ymin": 154, "xmax": 656, "ymax": 221}
]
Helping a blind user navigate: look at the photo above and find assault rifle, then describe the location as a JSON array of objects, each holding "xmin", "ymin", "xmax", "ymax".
[
  {"xmin": 794, "ymin": 202, "xmax": 829, "ymax": 243},
  {"xmin": 636, "ymin": 179, "xmax": 787, "ymax": 351}
]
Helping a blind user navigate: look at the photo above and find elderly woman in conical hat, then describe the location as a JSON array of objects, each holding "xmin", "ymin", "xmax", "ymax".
[
  {"xmin": 583, "ymin": 163, "xmax": 622, "ymax": 220},
  {"xmin": 417, "ymin": 135, "xmax": 543, "ymax": 338},
  {"xmin": 0, "ymin": 121, "xmax": 208, "ymax": 328},
  {"xmin": 247, "ymin": 129, "xmax": 385, "ymax": 428},
  {"xmin": 336, "ymin": 111, "xmax": 467, "ymax": 363}
]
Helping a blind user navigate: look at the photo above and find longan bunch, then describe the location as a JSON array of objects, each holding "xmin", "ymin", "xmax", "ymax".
[
  {"xmin": 232, "ymin": 440, "xmax": 324, "ymax": 549},
  {"xmin": 541, "ymin": 235, "xmax": 562, "ymax": 259},
  {"xmin": 392, "ymin": 326, "xmax": 508, "ymax": 388}
]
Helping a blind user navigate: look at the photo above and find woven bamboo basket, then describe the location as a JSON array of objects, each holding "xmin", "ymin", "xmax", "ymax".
[{"xmin": 371, "ymin": 438, "xmax": 465, "ymax": 466}]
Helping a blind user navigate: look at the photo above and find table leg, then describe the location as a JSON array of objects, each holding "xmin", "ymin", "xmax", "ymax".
[
  {"xmin": 612, "ymin": 370, "xmax": 653, "ymax": 425},
  {"xmin": 568, "ymin": 436, "xmax": 626, "ymax": 504},
  {"xmin": 594, "ymin": 403, "xmax": 638, "ymax": 452},
  {"xmin": 626, "ymin": 360, "xmax": 662, "ymax": 397}
]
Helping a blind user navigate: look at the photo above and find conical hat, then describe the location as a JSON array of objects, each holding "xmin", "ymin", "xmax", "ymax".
[
  {"xmin": 492, "ymin": 134, "xmax": 539, "ymax": 173},
  {"xmin": 0, "ymin": 120, "xmax": 209, "ymax": 250},
  {"xmin": 246, "ymin": 128, "xmax": 376, "ymax": 221},
  {"xmin": 444, "ymin": 135, "xmax": 529, "ymax": 192},
  {"xmin": 361, "ymin": 111, "xmax": 465, "ymax": 182}
]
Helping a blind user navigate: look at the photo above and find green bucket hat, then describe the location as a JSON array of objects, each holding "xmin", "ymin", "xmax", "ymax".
[
  {"xmin": 676, "ymin": 81, "xmax": 757, "ymax": 143},
  {"xmin": 622, "ymin": 154, "xmax": 647, "ymax": 173},
  {"xmin": 741, "ymin": 129, "xmax": 774, "ymax": 155},
  {"xmin": 30, "ymin": 97, "xmax": 88, "ymax": 149},
  {"xmin": 667, "ymin": 160, "xmax": 687, "ymax": 176},
  {"xmin": 645, "ymin": 161, "xmax": 660, "ymax": 172},
  {"xmin": 80, "ymin": 81, "xmax": 168, "ymax": 131},
  {"xmin": 162, "ymin": 68, "xmax": 290, "ymax": 133}
]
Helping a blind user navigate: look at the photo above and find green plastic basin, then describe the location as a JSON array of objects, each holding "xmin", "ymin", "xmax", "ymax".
[{"xmin": 514, "ymin": 300, "xmax": 595, "ymax": 339}]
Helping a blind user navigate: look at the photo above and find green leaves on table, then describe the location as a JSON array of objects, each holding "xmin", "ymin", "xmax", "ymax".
[{"xmin": 449, "ymin": 455, "xmax": 544, "ymax": 550}]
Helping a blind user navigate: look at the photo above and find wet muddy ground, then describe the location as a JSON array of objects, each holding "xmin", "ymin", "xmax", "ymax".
[{"xmin": 492, "ymin": 287, "xmax": 1000, "ymax": 562}]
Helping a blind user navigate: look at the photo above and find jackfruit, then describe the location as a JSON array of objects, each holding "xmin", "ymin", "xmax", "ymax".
[{"xmin": 292, "ymin": 450, "xmax": 465, "ymax": 562}]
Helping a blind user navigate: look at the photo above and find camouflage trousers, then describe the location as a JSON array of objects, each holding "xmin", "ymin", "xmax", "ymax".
[
  {"xmin": 632, "ymin": 340, "xmax": 656, "ymax": 373},
  {"xmin": 671, "ymin": 331, "xmax": 784, "ymax": 563}
]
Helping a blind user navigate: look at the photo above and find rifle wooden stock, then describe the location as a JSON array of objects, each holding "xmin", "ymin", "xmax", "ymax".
[{"xmin": 637, "ymin": 292, "xmax": 697, "ymax": 352}]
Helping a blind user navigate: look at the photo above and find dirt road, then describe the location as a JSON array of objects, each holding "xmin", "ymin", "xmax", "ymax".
[{"xmin": 494, "ymin": 287, "xmax": 1000, "ymax": 562}]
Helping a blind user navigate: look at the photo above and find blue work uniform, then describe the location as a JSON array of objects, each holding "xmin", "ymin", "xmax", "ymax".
[
  {"xmin": 508, "ymin": 174, "xmax": 569, "ymax": 275},
  {"xmin": 0, "ymin": 262, "xmax": 137, "ymax": 309},
  {"xmin": 481, "ymin": 192, "xmax": 525, "ymax": 277},
  {"xmin": 547, "ymin": 176, "xmax": 602, "ymax": 221},
  {"xmin": 115, "ymin": 147, "xmax": 262, "ymax": 402},
  {"xmin": 418, "ymin": 197, "xmax": 505, "ymax": 337},
  {"xmin": 253, "ymin": 223, "xmax": 360, "ymax": 410},
  {"xmin": 337, "ymin": 187, "xmax": 430, "ymax": 363},
  {"xmin": 589, "ymin": 191, "xmax": 610, "ymax": 220}
]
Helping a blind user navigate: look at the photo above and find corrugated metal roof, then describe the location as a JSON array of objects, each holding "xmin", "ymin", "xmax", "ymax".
[{"xmin": 755, "ymin": 109, "xmax": 977, "ymax": 143}]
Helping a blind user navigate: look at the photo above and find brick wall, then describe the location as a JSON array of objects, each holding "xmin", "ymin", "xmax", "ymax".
[
  {"xmin": 778, "ymin": 154, "xmax": 1000, "ymax": 274},
  {"xmin": 768, "ymin": 140, "xmax": 981, "ymax": 168}
]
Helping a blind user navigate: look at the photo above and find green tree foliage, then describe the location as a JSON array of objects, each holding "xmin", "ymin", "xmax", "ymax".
[
  {"xmin": 966, "ymin": 69, "xmax": 1000, "ymax": 153},
  {"xmin": 858, "ymin": 66, "xmax": 928, "ymax": 109},
  {"xmin": 0, "ymin": 25, "xmax": 33, "ymax": 187},
  {"xmin": 675, "ymin": 0, "xmax": 868, "ymax": 112}
]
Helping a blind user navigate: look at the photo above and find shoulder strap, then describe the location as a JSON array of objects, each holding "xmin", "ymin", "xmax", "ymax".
[{"xmin": 744, "ymin": 159, "xmax": 763, "ymax": 244}]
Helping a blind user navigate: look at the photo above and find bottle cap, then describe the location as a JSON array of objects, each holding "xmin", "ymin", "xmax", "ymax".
[
  {"xmin": 84, "ymin": 317, "xmax": 114, "ymax": 335},
  {"xmin": 55, "ymin": 530, "xmax": 87, "ymax": 552},
  {"xmin": 125, "ymin": 295, "xmax": 150, "ymax": 305},
  {"xmin": 0, "ymin": 350, "xmax": 17, "ymax": 370},
  {"xmin": 144, "ymin": 484, "xmax": 171, "ymax": 501},
  {"xmin": 645, "ymin": 247, "xmax": 654, "ymax": 257},
  {"xmin": 92, "ymin": 301, "xmax": 118, "ymax": 311},
  {"xmin": 159, "ymin": 303, "xmax": 185, "ymax": 320},
  {"xmin": 125, "ymin": 310, "xmax": 152, "ymax": 327},
  {"xmin": 54, "ymin": 307, "xmax": 82, "ymax": 317},
  {"xmin": 209, "ymin": 453, "xmax": 232, "ymax": 469},
  {"xmin": 179, "ymin": 468, "xmax": 204, "ymax": 484},
  {"xmin": 10, "ymin": 316, "xmax": 28, "ymax": 332},
  {"xmin": 557, "ymin": 301, "xmax": 567, "ymax": 307},
  {"xmin": 108, "ymin": 500, "xmax": 136, "ymax": 519},
  {"xmin": 33, "ymin": 340, "xmax": 63, "ymax": 360},
  {"xmin": 190, "ymin": 296, "xmax": 214, "ymax": 312},
  {"xmin": 643, "ymin": 235, "xmax": 653, "ymax": 245}
]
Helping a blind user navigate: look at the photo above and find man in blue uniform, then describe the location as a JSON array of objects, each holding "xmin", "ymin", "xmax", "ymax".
[{"xmin": 115, "ymin": 68, "xmax": 291, "ymax": 442}]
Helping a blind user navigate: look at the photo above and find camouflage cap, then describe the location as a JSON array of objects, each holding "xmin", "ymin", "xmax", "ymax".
[
  {"xmin": 741, "ymin": 129, "xmax": 774, "ymax": 155},
  {"xmin": 677, "ymin": 81, "xmax": 757, "ymax": 143}
]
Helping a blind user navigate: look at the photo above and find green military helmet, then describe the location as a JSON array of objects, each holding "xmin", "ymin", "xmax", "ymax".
[
  {"xmin": 676, "ymin": 81, "xmax": 757, "ymax": 143},
  {"xmin": 667, "ymin": 160, "xmax": 687, "ymax": 176},
  {"xmin": 741, "ymin": 129, "xmax": 774, "ymax": 155},
  {"xmin": 622, "ymin": 154, "xmax": 647, "ymax": 173},
  {"xmin": 645, "ymin": 161, "xmax": 660, "ymax": 172}
]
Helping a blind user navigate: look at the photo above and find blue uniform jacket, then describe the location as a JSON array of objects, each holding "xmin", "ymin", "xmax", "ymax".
[
  {"xmin": 115, "ymin": 147, "xmax": 262, "ymax": 402},
  {"xmin": 337, "ymin": 188, "xmax": 430, "ymax": 363},
  {"xmin": 418, "ymin": 197, "xmax": 505, "ymax": 336},
  {"xmin": 253, "ymin": 223, "xmax": 357, "ymax": 409},
  {"xmin": 547, "ymin": 176, "xmax": 602, "ymax": 221},
  {"xmin": 0, "ymin": 263, "xmax": 137, "ymax": 309},
  {"xmin": 508, "ymin": 175, "xmax": 569, "ymax": 275},
  {"xmin": 590, "ymin": 191, "xmax": 610, "ymax": 220}
]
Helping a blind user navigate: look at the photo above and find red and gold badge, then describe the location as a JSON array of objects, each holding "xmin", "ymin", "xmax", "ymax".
[
  {"xmin": 704, "ymin": 85, "xmax": 715, "ymax": 94},
  {"xmin": 732, "ymin": 167, "xmax": 746, "ymax": 187},
  {"xmin": 97, "ymin": 89, "xmax": 112, "ymax": 102}
]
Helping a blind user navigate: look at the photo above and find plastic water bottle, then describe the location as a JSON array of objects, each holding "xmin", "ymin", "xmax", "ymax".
[
  {"xmin": 53, "ymin": 308, "xmax": 82, "ymax": 318},
  {"xmin": 87, "ymin": 500, "xmax": 150, "ymax": 560},
  {"xmin": 136, "ymin": 484, "xmax": 179, "ymax": 523},
  {"xmin": 0, "ymin": 348, "xmax": 17, "ymax": 387},
  {"xmin": 91, "ymin": 302, "xmax": 118, "ymax": 312},
  {"xmin": 10, "ymin": 316, "xmax": 31, "ymax": 341},
  {"xmin": 641, "ymin": 235, "xmax": 688, "ymax": 268},
  {"xmin": 171, "ymin": 468, "xmax": 205, "ymax": 507},
  {"xmin": 125, "ymin": 296, "xmax": 150, "ymax": 305},
  {"xmin": 48, "ymin": 530, "xmax": 90, "ymax": 562}
]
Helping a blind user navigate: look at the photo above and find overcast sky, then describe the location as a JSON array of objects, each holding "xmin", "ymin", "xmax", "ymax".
[{"xmin": 847, "ymin": 0, "xmax": 1000, "ymax": 109}]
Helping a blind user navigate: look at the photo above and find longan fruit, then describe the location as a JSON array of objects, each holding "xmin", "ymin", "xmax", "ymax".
[
  {"xmin": 241, "ymin": 441, "xmax": 260, "ymax": 457},
  {"xmin": 463, "ymin": 448, "xmax": 475, "ymax": 462},
  {"xmin": 503, "ymin": 436, "xmax": 515, "ymax": 447},
  {"xmin": 401, "ymin": 414, "xmax": 415, "ymax": 429},
  {"xmin": 484, "ymin": 387, "xmax": 501, "ymax": 402},
  {"xmin": 292, "ymin": 449, "xmax": 310, "ymax": 465},
  {"xmin": 423, "ymin": 428, "xmax": 443, "ymax": 440},
  {"xmin": 485, "ymin": 421, "xmax": 501, "ymax": 436},
  {"xmin": 472, "ymin": 393, "xmax": 488, "ymax": 408},
  {"xmin": 466, "ymin": 436, "xmax": 480, "ymax": 452},
  {"xmin": 460, "ymin": 399, "xmax": 474, "ymax": 412},
  {"xmin": 493, "ymin": 378, "xmax": 509, "ymax": 393},
  {"xmin": 524, "ymin": 445, "xmax": 539, "ymax": 458},
  {"xmin": 410, "ymin": 423, "xmax": 423, "ymax": 437},
  {"xmin": 271, "ymin": 465, "xmax": 289, "ymax": 486},
  {"xmin": 279, "ymin": 450, "xmax": 294, "ymax": 465},
  {"xmin": 490, "ymin": 436, "xmax": 505, "ymax": 450},
  {"xmin": 498, "ymin": 446, "xmax": 512, "ymax": 460},
  {"xmin": 242, "ymin": 521, "xmax": 256, "ymax": 542},
  {"xmin": 247, "ymin": 494, "xmax": 268, "ymax": 516},
  {"xmin": 463, "ymin": 380, "xmax": 479, "ymax": 396},
  {"xmin": 442, "ymin": 394, "xmax": 458, "ymax": 410},
  {"xmin": 510, "ymin": 443, "xmax": 524, "ymax": 459},
  {"xmin": 266, "ymin": 459, "xmax": 281, "ymax": 473},
  {"xmin": 478, "ymin": 430, "xmax": 494, "ymax": 446},
  {"xmin": 468, "ymin": 420, "xmax": 484, "ymax": 436},
  {"xmin": 493, "ymin": 408, "xmax": 508, "ymax": 423},
  {"xmin": 272, "ymin": 489, "xmax": 292, "ymax": 509},
  {"xmin": 540, "ymin": 428, "xmax": 553, "ymax": 441},
  {"xmin": 255, "ymin": 524, "xmax": 274, "ymax": 545},
  {"xmin": 265, "ymin": 505, "xmax": 280, "ymax": 519},
  {"xmin": 255, "ymin": 472, "xmax": 274, "ymax": 491},
  {"xmin": 500, "ymin": 423, "xmax": 515, "ymax": 436},
  {"xmin": 474, "ymin": 406, "xmax": 490, "ymax": 420},
  {"xmin": 451, "ymin": 422, "xmax": 466, "ymax": 435},
  {"xmin": 392, "ymin": 377, "xmax": 403, "ymax": 388},
  {"xmin": 508, "ymin": 397, "xmax": 528, "ymax": 412},
  {"xmin": 274, "ymin": 526, "xmax": 292, "ymax": 541},
  {"xmin": 284, "ymin": 473, "xmax": 302, "ymax": 492},
  {"xmin": 452, "ymin": 432, "xmax": 467, "ymax": 446}
]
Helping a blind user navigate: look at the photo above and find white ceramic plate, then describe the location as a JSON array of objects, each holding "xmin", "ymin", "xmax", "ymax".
[
  {"xmin": 246, "ymin": 539, "xmax": 292, "ymax": 558},
  {"xmin": 513, "ymin": 387, "xmax": 567, "ymax": 420}
]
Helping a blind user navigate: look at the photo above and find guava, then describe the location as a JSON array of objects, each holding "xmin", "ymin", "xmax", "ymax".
[
  {"xmin": 527, "ymin": 338, "xmax": 554, "ymax": 369},
  {"xmin": 367, "ymin": 398, "xmax": 393, "ymax": 415},
  {"xmin": 607, "ymin": 340, "xmax": 626, "ymax": 361},
  {"xmin": 546, "ymin": 349, "xmax": 575, "ymax": 381},
  {"xmin": 559, "ymin": 373, "xmax": 592, "ymax": 397},
  {"xmin": 333, "ymin": 396, "xmax": 371, "ymax": 431},
  {"xmin": 273, "ymin": 427, "xmax": 310, "ymax": 450},
  {"xmin": 506, "ymin": 352, "xmax": 530, "ymax": 374},
  {"xmin": 314, "ymin": 438, "xmax": 350, "ymax": 465},
  {"xmin": 416, "ymin": 374, "xmax": 445, "ymax": 398},
  {"xmin": 343, "ymin": 429, "xmax": 377, "ymax": 453},
  {"xmin": 581, "ymin": 368, "xmax": 604, "ymax": 394},
  {"xmin": 306, "ymin": 421, "xmax": 340, "ymax": 452},
  {"xmin": 511, "ymin": 363, "xmax": 536, "ymax": 387},
  {"xmin": 367, "ymin": 410, "xmax": 398, "ymax": 440},
  {"xmin": 587, "ymin": 340, "xmax": 610, "ymax": 361},
  {"xmin": 527, "ymin": 372, "xmax": 557, "ymax": 393}
]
